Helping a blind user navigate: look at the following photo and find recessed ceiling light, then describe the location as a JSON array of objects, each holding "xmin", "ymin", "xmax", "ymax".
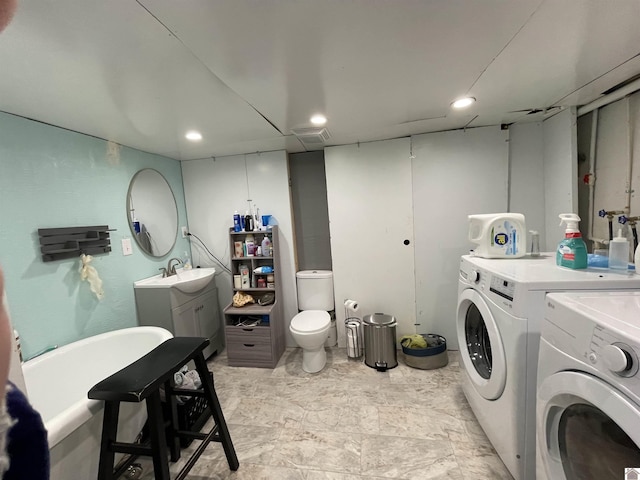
[
  {"xmin": 310, "ymin": 114, "xmax": 327, "ymax": 126},
  {"xmin": 185, "ymin": 130, "xmax": 202, "ymax": 141},
  {"xmin": 452, "ymin": 97, "xmax": 476, "ymax": 109}
]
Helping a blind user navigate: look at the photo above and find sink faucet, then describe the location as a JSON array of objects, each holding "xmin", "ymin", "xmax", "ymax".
[{"xmin": 167, "ymin": 258, "xmax": 183, "ymax": 276}]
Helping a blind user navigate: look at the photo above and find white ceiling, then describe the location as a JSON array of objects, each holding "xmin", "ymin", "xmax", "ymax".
[{"xmin": 0, "ymin": 0, "xmax": 639, "ymax": 161}]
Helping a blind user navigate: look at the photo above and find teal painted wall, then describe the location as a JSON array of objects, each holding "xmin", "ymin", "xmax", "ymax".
[{"xmin": 0, "ymin": 112, "xmax": 190, "ymax": 359}]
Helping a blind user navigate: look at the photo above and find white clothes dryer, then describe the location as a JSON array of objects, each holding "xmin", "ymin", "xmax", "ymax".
[
  {"xmin": 457, "ymin": 254, "xmax": 640, "ymax": 480},
  {"xmin": 537, "ymin": 291, "xmax": 640, "ymax": 480}
]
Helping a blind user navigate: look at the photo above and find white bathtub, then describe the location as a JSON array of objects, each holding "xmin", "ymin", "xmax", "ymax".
[{"xmin": 22, "ymin": 326, "xmax": 173, "ymax": 480}]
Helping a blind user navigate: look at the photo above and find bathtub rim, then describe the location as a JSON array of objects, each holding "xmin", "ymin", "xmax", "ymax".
[{"xmin": 22, "ymin": 326, "xmax": 173, "ymax": 448}]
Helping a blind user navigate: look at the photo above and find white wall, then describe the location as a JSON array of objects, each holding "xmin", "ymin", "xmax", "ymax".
[
  {"xmin": 181, "ymin": 151, "xmax": 298, "ymax": 346},
  {"xmin": 325, "ymin": 139, "xmax": 416, "ymax": 346},
  {"xmin": 412, "ymin": 127, "xmax": 509, "ymax": 349},
  {"xmin": 589, "ymin": 94, "xmax": 640, "ymax": 245},
  {"xmin": 179, "ymin": 120, "xmax": 578, "ymax": 356},
  {"xmin": 543, "ymin": 107, "xmax": 578, "ymax": 250},
  {"xmin": 509, "ymin": 122, "xmax": 546, "ymax": 249}
]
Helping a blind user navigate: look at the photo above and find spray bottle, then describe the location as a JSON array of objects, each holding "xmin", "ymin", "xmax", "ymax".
[{"xmin": 557, "ymin": 214, "xmax": 588, "ymax": 269}]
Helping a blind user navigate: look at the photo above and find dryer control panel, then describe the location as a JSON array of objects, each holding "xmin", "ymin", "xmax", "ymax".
[
  {"xmin": 544, "ymin": 292, "xmax": 640, "ymax": 405},
  {"xmin": 589, "ymin": 325, "xmax": 639, "ymax": 378}
]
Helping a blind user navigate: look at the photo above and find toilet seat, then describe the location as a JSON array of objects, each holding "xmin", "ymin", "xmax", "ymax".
[{"xmin": 290, "ymin": 311, "xmax": 330, "ymax": 334}]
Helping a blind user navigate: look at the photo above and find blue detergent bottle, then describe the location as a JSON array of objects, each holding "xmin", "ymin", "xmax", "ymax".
[{"xmin": 556, "ymin": 213, "xmax": 588, "ymax": 269}]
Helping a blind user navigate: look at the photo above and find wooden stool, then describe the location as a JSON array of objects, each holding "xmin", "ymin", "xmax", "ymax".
[{"xmin": 88, "ymin": 337, "xmax": 239, "ymax": 480}]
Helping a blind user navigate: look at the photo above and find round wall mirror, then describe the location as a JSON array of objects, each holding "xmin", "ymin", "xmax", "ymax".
[{"xmin": 127, "ymin": 169, "xmax": 178, "ymax": 257}]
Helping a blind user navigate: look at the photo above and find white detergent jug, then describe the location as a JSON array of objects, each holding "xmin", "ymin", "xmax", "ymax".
[{"xmin": 468, "ymin": 213, "xmax": 526, "ymax": 258}]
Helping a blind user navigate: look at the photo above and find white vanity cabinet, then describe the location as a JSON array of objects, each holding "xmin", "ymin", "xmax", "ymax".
[{"xmin": 134, "ymin": 278, "xmax": 222, "ymax": 359}]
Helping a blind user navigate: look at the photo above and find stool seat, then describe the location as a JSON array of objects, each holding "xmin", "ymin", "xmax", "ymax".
[
  {"xmin": 88, "ymin": 336, "xmax": 239, "ymax": 480},
  {"xmin": 89, "ymin": 337, "xmax": 210, "ymax": 403}
]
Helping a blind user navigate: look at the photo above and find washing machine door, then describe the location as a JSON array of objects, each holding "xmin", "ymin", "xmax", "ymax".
[
  {"xmin": 456, "ymin": 288, "xmax": 506, "ymax": 400},
  {"xmin": 538, "ymin": 371, "xmax": 640, "ymax": 480}
]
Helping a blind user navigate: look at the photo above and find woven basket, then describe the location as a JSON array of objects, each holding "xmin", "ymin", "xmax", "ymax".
[{"xmin": 401, "ymin": 334, "xmax": 448, "ymax": 370}]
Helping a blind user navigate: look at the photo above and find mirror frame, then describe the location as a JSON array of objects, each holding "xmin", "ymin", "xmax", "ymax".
[{"xmin": 126, "ymin": 168, "xmax": 178, "ymax": 257}]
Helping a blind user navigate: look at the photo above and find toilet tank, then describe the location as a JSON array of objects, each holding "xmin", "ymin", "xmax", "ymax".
[{"xmin": 296, "ymin": 270, "xmax": 334, "ymax": 311}]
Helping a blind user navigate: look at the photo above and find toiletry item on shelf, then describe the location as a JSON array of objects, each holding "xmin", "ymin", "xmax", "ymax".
[
  {"xmin": 266, "ymin": 274, "xmax": 275, "ymax": 288},
  {"xmin": 257, "ymin": 278, "xmax": 266, "ymax": 288},
  {"xmin": 256, "ymin": 246, "xmax": 262, "ymax": 256},
  {"xmin": 556, "ymin": 214, "xmax": 587, "ymax": 269},
  {"xmin": 233, "ymin": 275, "xmax": 242, "ymax": 289},
  {"xmin": 609, "ymin": 229, "xmax": 630, "ymax": 270},
  {"xmin": 234, "ymin": 241, "xmax": 243, "ymax": 258},
  {"xmin": 233, "ymin": 211, "xmax": 241, "ymax": 232},
  {"xmin": 261, "ymin": 235, "xmax": 271, "ymax": 257},
  {"xmin": 244, "ymin": 211, "xmax": 254, "ymax": 232},
  {"xmin": 253, "ymin": 266, "xmax": 273, "ymax": 274},
  {"xmin": 245, "ymin": 234, "xmax": 255, "ymax": 256},
  {"xmin": 251, "ymin": 274, "xmax": 257, "ymax": 288},
  {"xmin": 239, "ymin": 265, "xmax": 250, "ymax": 288}
]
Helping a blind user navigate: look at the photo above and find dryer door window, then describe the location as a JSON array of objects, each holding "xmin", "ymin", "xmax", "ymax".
[
  {"xmin": 465, "ymin": 303, "xmax": 492, "ymax": 379},
  {"xmin": 558, "ymin": 403, "xmax": 640, "ymax": 479},
  {"xmin": 538, "ymin": 371, "xmax": 640, "ymax": 480}
]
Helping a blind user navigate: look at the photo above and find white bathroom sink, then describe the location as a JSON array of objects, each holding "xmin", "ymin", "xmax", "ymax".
[{"xmin": 134, "ymin": 268, "xmax": 216, "ymax": 293}]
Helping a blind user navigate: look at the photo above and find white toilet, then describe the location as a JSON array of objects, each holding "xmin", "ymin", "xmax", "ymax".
[{"xmin": 289, "ymin": 270, "xmax": 334, "ymax": 373}]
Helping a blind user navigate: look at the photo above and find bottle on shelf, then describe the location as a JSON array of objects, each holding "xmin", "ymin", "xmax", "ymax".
[
  {"xmin": 261, "ymin": 235, "xmax": 271, "ymax": 257},
  {"xmin": 233, "ymin": 211, "xmax": 241, "ymax": 232},
  {"xmin": 245, "ymin": 234, "xmax": 255, "ymax": 257},
  {"xmin": 244, "ymin": 211, "xmax": 254, "ymax": 232}
]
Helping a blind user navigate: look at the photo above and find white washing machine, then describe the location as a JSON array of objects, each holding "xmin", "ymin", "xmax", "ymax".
[
  {"xmin": 457, "ymin": 254, "xmax": 640, "ymax": 480},
  {"xmin": 537, "ymin": 291, "xmax": 640, "ymax": 480}
]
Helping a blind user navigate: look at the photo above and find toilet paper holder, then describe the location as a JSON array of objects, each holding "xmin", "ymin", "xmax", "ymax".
[
  {"xmin": 344, "ymin": 299, "xmax": 359, "ymax": 311},
  {"xmin": 344, "ymin": 299, "xmax": 362, "ymax": 359}
]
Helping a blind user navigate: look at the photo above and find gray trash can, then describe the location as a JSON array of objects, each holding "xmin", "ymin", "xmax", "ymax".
[{"xmin": 363, "ymin": 313, "xmax": 398, "ymax": 371}]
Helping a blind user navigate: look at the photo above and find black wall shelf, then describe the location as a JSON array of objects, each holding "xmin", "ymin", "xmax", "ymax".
[{"xmin": 38, "ymin": 225, "xmax": 114, "ymax": 262}]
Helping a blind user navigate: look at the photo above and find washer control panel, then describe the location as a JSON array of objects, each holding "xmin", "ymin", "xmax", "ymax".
[{"xmin": 489, "ymin": 275, "xmax": 515, "ymax": 303}]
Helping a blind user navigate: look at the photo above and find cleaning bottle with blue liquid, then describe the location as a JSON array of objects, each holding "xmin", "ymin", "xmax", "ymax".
[{"xmin": 556, "ymin": 213, "xmax": 587, "ymax": 269}]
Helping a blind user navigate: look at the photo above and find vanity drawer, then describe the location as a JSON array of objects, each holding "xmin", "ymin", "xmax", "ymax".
[{"xmin": 225, "ymin": 325, "xmax": 271, "ymax": 343}]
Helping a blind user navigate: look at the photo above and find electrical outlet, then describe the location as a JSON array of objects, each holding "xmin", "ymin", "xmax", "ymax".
[
  {"xmin": 121, "ymin": 238, "xmax": 133, "ymax": 256},
  {"xmin": 181, "ymin": 226, "xmax": 188, "ymax": 238}
]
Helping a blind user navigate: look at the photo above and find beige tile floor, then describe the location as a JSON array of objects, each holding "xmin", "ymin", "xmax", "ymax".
[{"xmin": 136, "ymin": 347, "xmax": 513, "ymax": 480}]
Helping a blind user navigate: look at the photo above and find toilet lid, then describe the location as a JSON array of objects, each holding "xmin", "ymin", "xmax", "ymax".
[{"xmin": 290, "ymin": 310, "xmax": 330, "ymax": 334}]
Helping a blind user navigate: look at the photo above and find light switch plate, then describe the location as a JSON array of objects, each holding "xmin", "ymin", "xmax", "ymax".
[{"xmin": 121, "ymin": 238, "xmax": 133, "ymax": 256}]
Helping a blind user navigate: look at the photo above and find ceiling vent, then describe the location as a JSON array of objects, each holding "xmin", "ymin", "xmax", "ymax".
[{"xmin": 290, "ymin": 127, "xmax": 330, "ymax": 147}]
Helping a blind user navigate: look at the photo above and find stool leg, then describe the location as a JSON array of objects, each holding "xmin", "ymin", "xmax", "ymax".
[
  {"xmin": 194, "ymin": 354, "xmax": 239, "ymax": 471},
  {"xmin": 97, "ymin": 401, "xmax": 119, "ymax": 480},
  {"xmin": 164, "ymin": 379, "xmax": 181, "ymax": 462},
  {"xmin": 146, "ymin": 391, "xmax": 171, "ymax": 480}
]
